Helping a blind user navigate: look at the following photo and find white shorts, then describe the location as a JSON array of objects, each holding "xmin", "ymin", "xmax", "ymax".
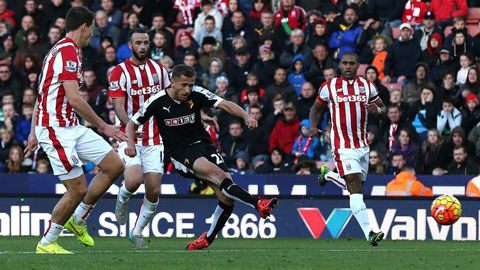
[
  {"xmin": 117, "ymin": 141, "xmax": 164, "ymax": 174},
  {"xmin": 332, "ymin": 146, "xmax": 369, "ymax": 181},
  {"xmin": 36, "ymin": 125, "xmax": 112, "ymax": 178}
]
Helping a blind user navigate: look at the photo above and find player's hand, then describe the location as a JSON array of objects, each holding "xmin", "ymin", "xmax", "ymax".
[
  {"xmin": 367, "ymin": 103, "xmax": 381, "ymax": 114},
  {"xmin": 102, "ymin": 125, "xmax": 128, "ymax": 142},
  {"xmin": 24, "ymin": 133, "xmax": 38, "ymax": 158},
  {"xmin": 308, "ymin": 127, "xmax": 322, "ymax": 138},
  {"xmin": 124, "ymin": 141, "xmax": 137, "ymax": 157},
  {"xmin": 201, "ymin": 114, "xmax": 219, "ymax": 131},
  {"xmin": 245, "ymin": 117, "xmax": 258, "ymax": 130}
]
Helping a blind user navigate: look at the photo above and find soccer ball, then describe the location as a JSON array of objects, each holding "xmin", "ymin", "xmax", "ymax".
[{"xmin": 431, "ymin": 195, "xmax": 462, "ymax": 225}]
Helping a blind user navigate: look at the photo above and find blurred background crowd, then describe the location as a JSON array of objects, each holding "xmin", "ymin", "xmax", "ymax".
[{"xmin": 1, "ymin": 0, "xmax": 480, "ymax": 177}]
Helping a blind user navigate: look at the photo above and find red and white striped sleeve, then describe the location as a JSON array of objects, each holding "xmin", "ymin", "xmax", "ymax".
[
  {"xmin": 316, "ymin": 81, "xmax": 330, "ymax": 104},
  {"xmin": 108, "ymin": 65, "xmax": 127, "ymax": 98},
  {"xmin": 56, "ymin": 46, "xmax": 79, "ymax": 82}
]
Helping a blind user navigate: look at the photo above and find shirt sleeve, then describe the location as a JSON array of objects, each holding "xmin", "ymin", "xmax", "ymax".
[
  {"xmin": 56, "ymin": 46, "xmax": 79, "ymax": 82},
  {"xmin": 108, "ymin": 66, "xmax": 127, "ymax": 98},
  {"xmin": 131, "ymin": 95, "xmax": 157, "ymax": 125},
  {"xmin": 316, "ymin": 82, "xmax": 330, "ymax": 104},
  {"xmin": 193, "ymin": 86, "xmax": 224, "ymax": 108},
  {"xmin": 161, "ymin": 65, "xmax": 171, "ymax": 89},
  {"xmin": 369, "ymin": 80, "xmax": 380, "ymax": 103}
]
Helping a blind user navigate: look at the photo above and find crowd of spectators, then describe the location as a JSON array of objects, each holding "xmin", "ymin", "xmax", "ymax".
[{"xmin": 1, "ymin": 0, "xmax": 480, "ymax": 177}]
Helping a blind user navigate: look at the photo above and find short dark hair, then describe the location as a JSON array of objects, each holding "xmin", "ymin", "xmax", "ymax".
[
  {"xmin": 340, "ymin": 51, "xmax": 359, "ymax": 63},
  {"xmin": 250, "ymin": 104, "xmax": 262, "ymax": 111},
  {"xmin": 454, "ymin": 145, "xmax": 466, "ymax": 152},
  {"xmin": 152, "ymin": 12, "xmax": 164, "ymax": 20},
  {"xmin": 443, "ymin": 69, "xmax": 455, "ymax": 79},
  {"xmin": 388, "ymin": 103, "xmax": 401, "ymax": 112},
  {"xmin": 2, "ymin": 90, "xmax": 14, "ymax": 98},
  {"xmin": 229, "ymin": 120, "xmax": 242, "ymax": 127},
  {"xmin": 442, "ymin": 96, "xmax": 453, "ymax": 104},
  {"xmin": 128, "ymin": 28, "xmax": 148, "ymax": 42},
  {"xmin": 65, "ymin": 6, "xmax": 95, "ymax": 33},
  {"xmin": 205, "ymin": 15, "xmax": 215, "ymax": 22},
  {"xmin": 392, "ymin": 152, "xmax": 405, "ymax": 159},
  {"xmin": 172, "ymin": 64, "xmax": 196, "ymax": 80}
]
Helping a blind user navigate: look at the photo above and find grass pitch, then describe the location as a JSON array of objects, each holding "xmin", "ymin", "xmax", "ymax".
[{"xmin": 1, "ymin": 236, "xmax": 479, "ymax": 270}]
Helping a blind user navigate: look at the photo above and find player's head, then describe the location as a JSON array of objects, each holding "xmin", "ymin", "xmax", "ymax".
[
  {"xmin": 128, "ymin": 28, "xmax": 149, "ymax": 63},
  {"xmin": 65, "ymin": 6, "xmax": 95, "ymax": 47},
  {"xmin": 339, "ymin": 52, "xmax": 359, "ymax": 80},
  {"xmin": 171, "ymin": 64, "xmax": 196, "ymax": 101}
]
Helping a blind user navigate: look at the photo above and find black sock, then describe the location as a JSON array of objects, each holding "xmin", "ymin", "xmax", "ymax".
[
  {"xmin": 206, "ymin": 201, "xmax": 233, "ymax": 243},
  {"xmin": 219, "ymin": 178, "xmax": 257, "ymax": 209}
]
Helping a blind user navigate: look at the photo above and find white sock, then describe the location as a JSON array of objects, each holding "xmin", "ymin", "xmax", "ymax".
[
  {"xmin": 207, "ymin": 204, "xmax": 224, "ymax": 238},
  {"xmin": 40, "ymin": 221, "xmax": 63, "ymax": 246},
  {"xmin": 72, "ymin": 202, "xmax": 95, "ymax": 226},
  {"xmin": 350, "ymin": 193, "xmax": 371, "ymax": 240},
  {"xmin": 132, "ymin": 196, "xmax": 158, "ymax": 236},
  {"xmin": 325, "ymin": 171, "xmax": 347, "ymax": 190},
  {"xmin": 119, "ymin": 185, "xmax": 133, "ymax": 203}
]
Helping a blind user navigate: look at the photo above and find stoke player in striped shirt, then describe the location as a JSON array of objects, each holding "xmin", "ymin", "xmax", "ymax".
[{"xmin": 308, "ymin": 52, "xmax": 388, "ymax": 246}]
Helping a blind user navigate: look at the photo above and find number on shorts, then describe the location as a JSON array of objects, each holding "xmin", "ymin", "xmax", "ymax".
[{"xmin": 210, "ymin": 153, "xmax": 224, "ymax": 165}]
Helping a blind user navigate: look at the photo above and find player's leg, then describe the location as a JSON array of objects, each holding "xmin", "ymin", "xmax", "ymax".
[
  {"xmin": 115, "ymin": 164, "xmax": 143, "ymax": 225},
  {"xmin": 37, "ymin": 171, "xmax": 87, "ymax": 254}
]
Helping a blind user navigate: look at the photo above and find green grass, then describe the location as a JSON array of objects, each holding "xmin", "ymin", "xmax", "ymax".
[{"xmin": 1, "ymin": 237, "xmax": 479, "ymax": 270}]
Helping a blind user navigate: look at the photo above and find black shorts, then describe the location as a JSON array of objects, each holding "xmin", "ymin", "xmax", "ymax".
[{"xmin": 168, "ymin": 141, "xmax": 228, "ymax": 179}]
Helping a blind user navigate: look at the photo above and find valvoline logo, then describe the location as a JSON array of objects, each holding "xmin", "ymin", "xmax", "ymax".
[{"xmin": 298, "ymin": 208, "xmax": 353, "ymax": 238}]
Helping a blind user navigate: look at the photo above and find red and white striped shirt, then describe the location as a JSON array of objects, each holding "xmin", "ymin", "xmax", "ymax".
[
  {"xmin": 36, "ymin": 37, "xmax": 82, "ymax": 127},
  {"xmin": 174, "ymin": 0, "xmax": 201, "ymax": 25},
  {"xmin": 215, "ymin": 0, "xmax": 229, "ymax": 17},
  {"xmin": 317, "ymin": 76, "xmax": 379, "ymax": 150},
  {"xmin": 108, "ymin": 59, "xmax": 171, "ymax": 146}
]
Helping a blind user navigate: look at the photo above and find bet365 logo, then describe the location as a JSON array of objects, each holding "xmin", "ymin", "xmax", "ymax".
[{"xmin": 298, "ymin": 208, "xmax": 353, "ymax": 238}]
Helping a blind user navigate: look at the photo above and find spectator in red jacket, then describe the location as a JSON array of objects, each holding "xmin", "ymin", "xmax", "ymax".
[
  {"xmin": 430, "ymin": 0, "xmax": 468, "ymax": 29},
  {"xmin": 273, "ymin": 0, "xmax": 307, "ymax": 37},
  {"xmin": 0, "ymin": 0, "xmax": 15, "ymax": 27},
  {"xmin": 269, "ymin": 102, "xmax": 301, "ymax": 154},
  {"xmin": 402, "ymin": 0, "xmax": 428, "ymax": 27}
]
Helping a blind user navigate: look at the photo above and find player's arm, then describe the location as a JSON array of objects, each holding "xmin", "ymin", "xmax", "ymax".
[
  {"xmin": 367, "ymin": 98, "xmax": 387, "ymax": 118},
  {"xmin": 125, "ymin": 120, "xmax": 139, "ymax": 157},
  {"xmin": 24, "ymin": 99, "xmax": 39, "ymax": 158},
  {"xmin": 63, "ymin": 81, "xmax": 127, "ymax": 142},
  {"xmin": 125, "ymin": 96, "xmax": 157, "ymax": 157},
  {"xmin": 112, "ymin": 97, "xmax": 130, "ymax": 125},
  {"xmin": 200, "ymin": 110, "xmax": 219, "ymax": 131},
  {"xmin": 217, "ymin": 100, "xmax": 257, "ymax": 130},
  {"xmin": 308, "ymin": 100, "xmax": 327, "ymax": 138}
]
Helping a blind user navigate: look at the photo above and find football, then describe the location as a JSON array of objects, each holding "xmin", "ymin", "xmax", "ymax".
[{"xmin": 431, "ymin": 195, "xmax": 462, "ymax": 225}]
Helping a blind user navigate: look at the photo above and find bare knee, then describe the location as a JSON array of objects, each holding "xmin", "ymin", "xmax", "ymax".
[
  {"xmin": 103, "ymin": 159, "xmax": 125, "ymax": 178},
  {"xmin": 67, "ymin": 183, "xmax": 88, "ymax": 200},
  {"xmin": 211, "ymin": 169, "xmax": 228, "ymax": 186}
]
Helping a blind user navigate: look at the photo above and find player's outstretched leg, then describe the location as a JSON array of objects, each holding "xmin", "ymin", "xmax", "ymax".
[
  {"xmin": 368, "ymin": 231, "xmax": 385, "ymax": 246},
  {"xmin": 318, "ymin": 167, "xmax": 347, "ymax": 190},
  {"xmin": 130, "ymin": 196, "xmax": 159, "ymax": 248},
  {"xmin": 65, "ymin": 202, "xmax": 95, "ymax": 247},
  {"xmin": 36, "ymin": 221, "xmax": 73, "ymax": 254}
]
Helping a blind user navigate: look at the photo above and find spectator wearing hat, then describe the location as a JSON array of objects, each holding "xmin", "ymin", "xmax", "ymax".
[
  {"xmin": 383, "ymin": 23, "xmax": 421, "ymax": 85},
  {"xmin": 461, "ymin": 94, "xmax": 480, "ymax": 135},
  {"xmin": 194, "ymin": 0, "xmax": 224, "ymax": 36},
  {"xmin": 279, "ymin": 29, "xmax": 313, "ymax": 70},
  {"xmin": 175, "ymin": 31, "xmax": 200, "ymax": 65},
  {"xmin": 198, "ymin": 36, "xmax": 226, "ymax": 71},
  {"xmin": 403, "ymin": 62, "xmax": 436, "ymax": 104},
  {"xmin": 329, "ymin": 7, "xmax": 362, "ymax": 61},
  {"xmin": 269, "ymin": 102, "xmax": 301, "ymax": 154},
  {"xmin": 430, "ymin": 0, "xmax": 467, "ymax": 29},
  {"xmin": 228, "ymin": 46, "xmax": 253, "ymax": 94},
  {"xmin": 445, "ymin": 126, "xmax": 477, "ymax": 163},
  {"xmin": 0, "ymin": 0, "xmax": 15, "ymax": 27},
  {"xmin": 148, "ymin": 31, "xmax": 175, "ymax": 62},
  {"xmin": 306, "ymin": 18, "xmax": 328, "ymax": 49},
  {"xmin": 252, "ymin": 44, "xmax": 277, "ymax": 88},
  {"xmin": 421, "ymin": 32, "xmax": 443, "ymax": 68},
  {"xmin": 292, "ymin": 119, "xmax": 319, "ymax": 160},
  {"xmin": 254, "ymin": 146, "xmax": 293, "ymax": 174},
  {"xmin": 429, "ymin": 48, "xmax": 459, "ymax": 86},
  {"xmin": 368, "ymin": 0, "xmax": 406, "ymax": 28},
  {"xmin": 194, "ymin": 15, "xmax": 223, "ymax": 46},
  {"xmin": 292, "ymin": 155, "xmax": 319, "ymax": 175},
  {"xmin": 214, "ymin": 75, "xmax": 237, "ymax": 103},
  {"xmin": 273, "ymin": 0, "xmax": 307, "ymax": 36},
  {"xmin": 414, "ymin": 11, "xmax": 444, "ymax": 52},
  {"xmin": 402, "ymin": 0, "xmax": 428, "ymax": 27},
  {"xmin": 222, "ymin": 10, "xmax": 253, "ymax": 59},
  {"xmin": 357, "ymin": 13, "xmax": 393, "ymax": 61},
  {"xmin": 201, "ymin": 57, "xmax": 226, "ymax": 91},
  {"xmin": 90, "ymin": 10, "xmax": 120, "ymax": 49},
  {"xmin": 228, "ymin": 151, "xmax": 254, "ymax": 175},
  {"xmin": 253, "ymin": 10, "xmax": 287, "ymax": 51},
  {"xmin": 287, "ymin": 54, "xmax": 306, "ymax": 97}
]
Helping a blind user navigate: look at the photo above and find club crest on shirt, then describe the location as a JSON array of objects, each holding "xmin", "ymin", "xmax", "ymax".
[
  {"xmin": 184, "ymin": 158, "xmax": 190, "ymax": 166},
  {"xmin": 71, "ymin": 155, "xmax": 79, "ymax": 165},
  {"xmin": 186, "ymin": 100, "xmax": 194, "ymax": 109},
  {"xmin": 153, "ymin": 73, "xmax": 159, "ymax": 83},
  {"xmin": 110, "ymin": 80, "xmax": 119, "ymax": 91},
  {"xmin": 345, "ymin": 163, "xmax": 351, "ymax": 171},
  {"xmin": 359, "ymin": 86, "xmax": 365, "ymax": 93},
  {"xmin": 65, "ymin": 60, "xmax": 77, "ymax": 72}
]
